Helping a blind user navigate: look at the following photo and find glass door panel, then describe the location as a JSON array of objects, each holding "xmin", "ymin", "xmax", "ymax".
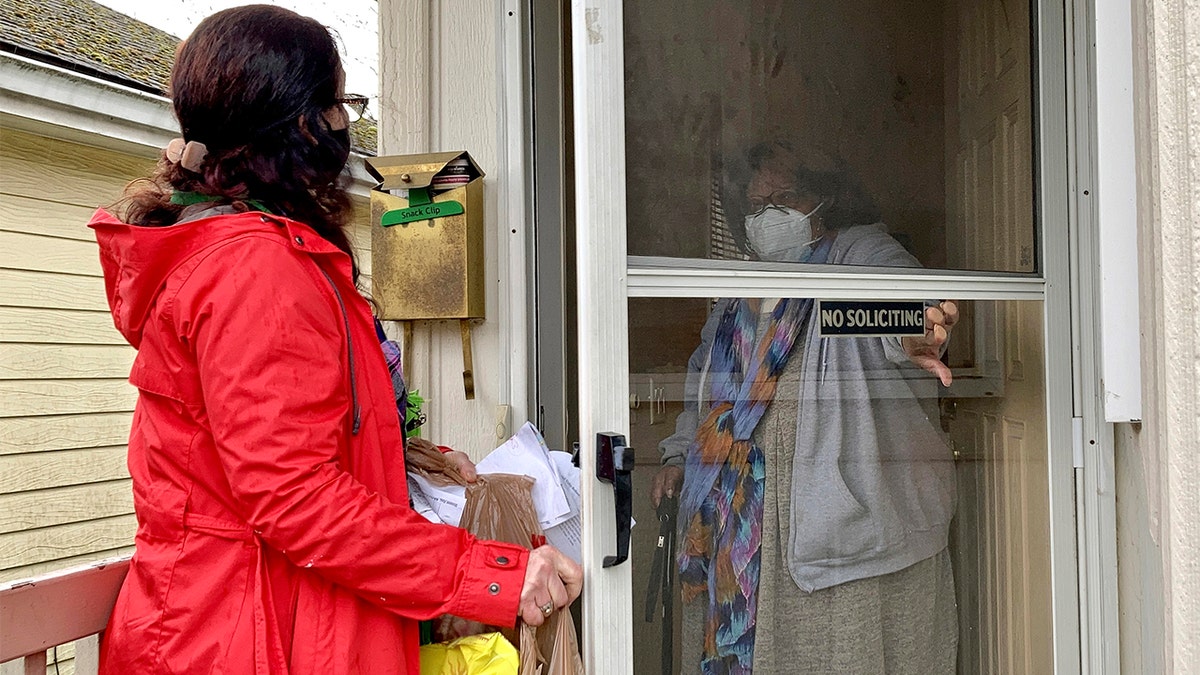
[
  {"xmin": 622, "ymin": 0, "xmax": 1036, "ymax": 274},
  {"xmin": 627, "ymin": 297, "xmax": 1051, "ymax": 674}
]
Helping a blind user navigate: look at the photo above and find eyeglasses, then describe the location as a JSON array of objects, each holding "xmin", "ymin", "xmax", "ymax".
[
  {"xmin": 337, "ymin": 95, "xmax": 370, "ymax": 123},
  {"xmin": 747, "ymin": 188, "xmax": 802, "ymax": 216}
]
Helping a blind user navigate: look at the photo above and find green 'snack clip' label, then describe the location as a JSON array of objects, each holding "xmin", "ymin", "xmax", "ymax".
[{"xmin": 380, "ymin": 186, "xmax": 464, "ymax": 227}]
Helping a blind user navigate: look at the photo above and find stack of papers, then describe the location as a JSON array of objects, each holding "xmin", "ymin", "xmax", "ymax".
[{"xmin": 407, "ymin": 422, "xmax": 584, "ymax": 565}]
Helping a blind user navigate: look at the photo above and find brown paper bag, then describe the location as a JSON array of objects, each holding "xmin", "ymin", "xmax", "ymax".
[{"xmin": 442, "ymin": 473, "xmax": 585, "ymax": 675}]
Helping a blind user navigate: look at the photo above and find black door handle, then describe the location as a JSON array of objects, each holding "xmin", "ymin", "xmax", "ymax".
[{"xmin": 596, "ymin": 432, "xmax": 634, "ymax": 568}]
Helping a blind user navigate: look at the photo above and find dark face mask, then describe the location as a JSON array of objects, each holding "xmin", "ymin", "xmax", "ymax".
[
  {"xmin": 330, "ymin": 126, "xmax": 351, "ymax": 166},
  {"xmin": 312, "ymin": 124, "xmax": 351, "ymax": 185}
]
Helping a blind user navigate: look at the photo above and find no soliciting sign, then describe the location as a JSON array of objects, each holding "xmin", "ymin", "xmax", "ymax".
[{"xmin": 818, "ymin": 301, "xmax": 927, "ymax": 337}]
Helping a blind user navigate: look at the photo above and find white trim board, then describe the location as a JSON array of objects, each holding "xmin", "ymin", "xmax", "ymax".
[
  {"xmin": 0, "ymin": 51, "xmax": 375, "ymax": 197},
  {"xmin": 1092, "ymin": 0, "xmax": 1142, "ymax": 423},
  {"xmin": 494, "ymin": 0, "xmax": 533, "ymax": 431},
  {"xmin": 0, "ymin": 51, "xmax": 176, "ymax": 156}
]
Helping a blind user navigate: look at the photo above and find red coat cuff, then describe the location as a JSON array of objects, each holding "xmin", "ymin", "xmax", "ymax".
[{"xmin": 449, "ymin": 540, "xmax": 529, "ymax": 628}]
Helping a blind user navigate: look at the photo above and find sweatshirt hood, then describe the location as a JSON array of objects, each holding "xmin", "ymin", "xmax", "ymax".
[{"xmin": 87, "ymin": 207, "xmax": 337, "ymax": 348}]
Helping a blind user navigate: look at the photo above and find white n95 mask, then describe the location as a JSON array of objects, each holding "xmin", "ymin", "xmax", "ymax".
[{"xmin": 744, "ymin": 203, "xmax": 823, "ymax": 262}]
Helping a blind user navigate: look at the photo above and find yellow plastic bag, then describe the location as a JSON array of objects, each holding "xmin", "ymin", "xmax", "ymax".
[{"xmin": 419, "ymin": 632, "xmax": 519, "ymax": 675}]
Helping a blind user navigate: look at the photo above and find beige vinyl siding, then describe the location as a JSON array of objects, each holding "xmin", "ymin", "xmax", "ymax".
[
  {"xmin": 0, "ymin": 127, "xmax": 147, "ymax": 585},
  {"xmin": 348, "ymin": 198, "xmax": 373, "ymax": 288}
]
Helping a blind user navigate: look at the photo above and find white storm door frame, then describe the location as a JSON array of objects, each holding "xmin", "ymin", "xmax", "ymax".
[
  {"xmin": 567, "ymin": 1, "xmax": 1089, "ymax": 674},
  {"xmin": 570, "ymin": 1, "xmax": 634, "ymax": 673}
]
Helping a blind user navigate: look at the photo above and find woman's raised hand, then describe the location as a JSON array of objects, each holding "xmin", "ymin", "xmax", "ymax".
[
  {"xmin": 902, "ymin": 300, "xmax": 959, "ymax": 386},
  {"xmin": 518, "ymin": 545, "xmax": 583, "ymax": 626},
  {"xmin": 651, "ymin": 465, "xmax": 684, "ymax": 508}
]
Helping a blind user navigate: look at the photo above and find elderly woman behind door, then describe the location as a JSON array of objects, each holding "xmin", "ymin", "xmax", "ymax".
[{"xmin": 653, "ymin": 142, "xmax": 959, "ymax": 674}]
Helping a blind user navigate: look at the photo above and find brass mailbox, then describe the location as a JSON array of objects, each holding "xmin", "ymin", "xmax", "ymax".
[{"xmin": 366, "ymin": 151, "xmax": 485, "ymax": 321}]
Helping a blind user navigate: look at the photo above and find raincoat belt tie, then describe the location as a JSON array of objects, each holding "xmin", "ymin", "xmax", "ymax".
[
  {"xmin": 184, "ymin": 513, "xmax": 288, "ymax": 673},
  {"xmin": 141, "ymin": 509, "xmax": 291, "ymax": 673}
]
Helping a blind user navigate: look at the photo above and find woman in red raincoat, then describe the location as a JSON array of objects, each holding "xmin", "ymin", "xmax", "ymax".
[{"xmin": 89, "ymin": 6, "xmax": 581, "ymax": 673}]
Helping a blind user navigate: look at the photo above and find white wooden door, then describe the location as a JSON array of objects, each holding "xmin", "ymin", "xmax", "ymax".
[{"xmin": 943, "ymin": 2, "xmax": 1055, "ymax": 672}]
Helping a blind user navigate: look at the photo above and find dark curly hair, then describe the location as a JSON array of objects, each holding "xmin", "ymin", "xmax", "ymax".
[
  {"xmin": 725, "ymin": 140, "xmax": 881, "ymax": 249},
  {"xmin": 118, "ymin": 5, "xmax": 355, "ymax": 261}
]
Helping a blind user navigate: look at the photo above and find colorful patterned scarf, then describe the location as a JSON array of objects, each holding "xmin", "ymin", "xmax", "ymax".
[
  {"xmin": 375, "ymin": 319, "xmax": 407, "ymax": 423},
  {"xmin": 677, "ymin": 238, "xmax": 832, "ymax": 674}
]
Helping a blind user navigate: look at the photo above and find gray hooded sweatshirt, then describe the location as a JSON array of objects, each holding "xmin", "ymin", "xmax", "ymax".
[{"xmin": 660, "ymin": 224, "xmax": 956, "ymax": 592}]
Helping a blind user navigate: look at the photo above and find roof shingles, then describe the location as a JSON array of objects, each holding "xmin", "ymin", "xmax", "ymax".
[
  {"xmin": 0, "ymin": 0, "xmax": 377, "ymax": 154},
  {"xmin": 0, "ymin": 0, "xmax": 177, "ymax": 95}
]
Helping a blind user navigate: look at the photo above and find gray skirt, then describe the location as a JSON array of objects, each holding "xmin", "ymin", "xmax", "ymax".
[{"xmin": 680, "ymin": 343, "xmax": 957, "ymax": 674}]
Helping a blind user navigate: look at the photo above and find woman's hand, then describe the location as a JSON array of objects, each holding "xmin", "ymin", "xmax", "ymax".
[
  {"xmin": 441, "ymin": 449, "xmax": 478, "ymax": 483},
  {"xmin": 519, "ymin": 545, "xmax": 583, "ymax": 626},
  {"xmin": 651, "ymin": 465, "xmax": 684, "ymax": 508},
  {"xmin": 901, "ymin": 300, "xmax": 959, "ymax": 386}
]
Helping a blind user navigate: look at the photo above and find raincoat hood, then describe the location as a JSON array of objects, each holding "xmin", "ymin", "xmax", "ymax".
[{"xmin": 87, "ymin": 207, "xmax": 340, "ymax": 348}]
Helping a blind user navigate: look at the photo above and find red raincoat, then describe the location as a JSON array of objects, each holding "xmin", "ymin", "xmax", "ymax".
[{"xmin": 89, "ymin": 208, "xmax": 529, "ymax": 674}]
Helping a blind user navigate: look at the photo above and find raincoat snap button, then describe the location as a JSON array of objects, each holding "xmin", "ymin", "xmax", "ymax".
[
  {"xmin": 488, "ymin": 583, "xmax": 500, "ymax": 595},
  {"xmin": 294, "ymin": 236, "xmax": 304, "ymax": 246},
  {"xmin": 496, "ymin": 556, "xmax": 509, "ymax": 565}
]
